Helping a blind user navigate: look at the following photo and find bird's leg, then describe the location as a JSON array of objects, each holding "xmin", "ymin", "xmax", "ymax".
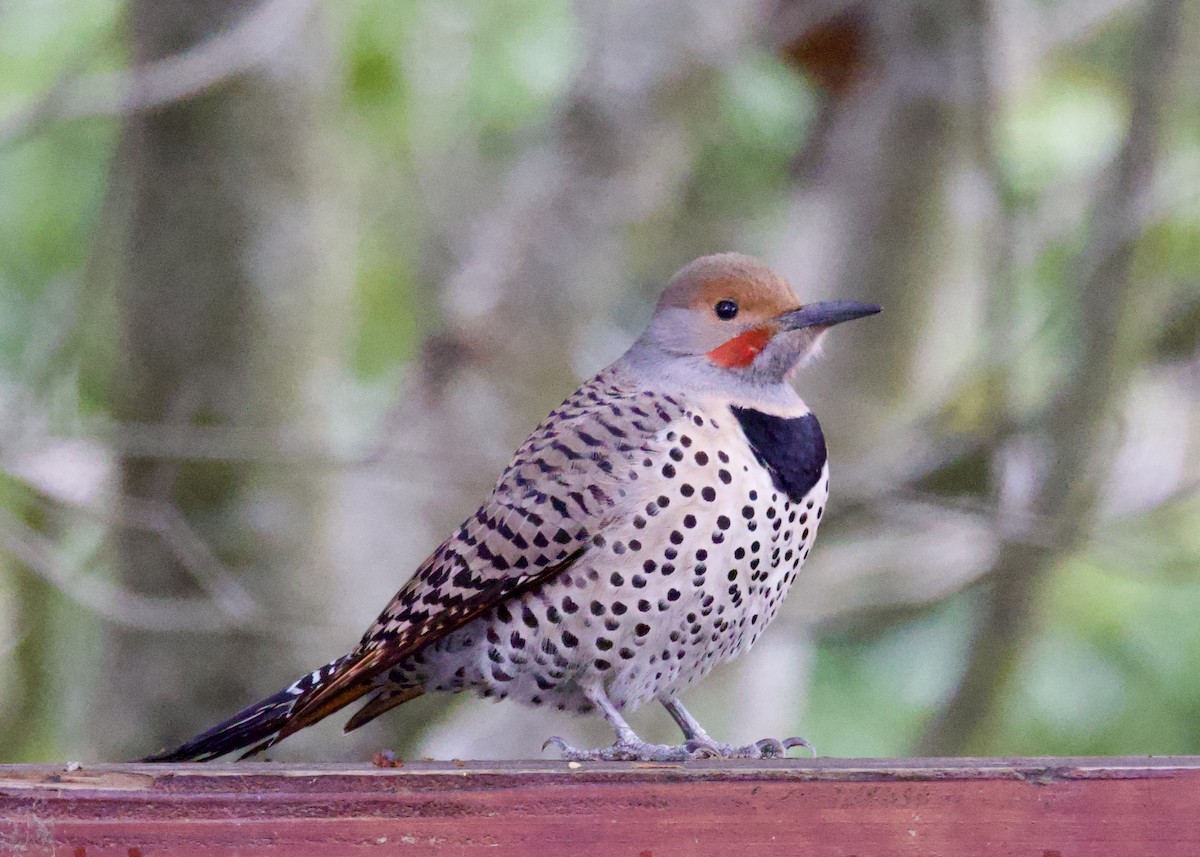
[
  {"xmin": 661, "ymin": 698, "xmax": 715, "ymax": 744},
  {"xmin": 543, "ymin": 688, "xmax": 692, "ymax": 762},
  {"xmin": 661, "ymin": 697, "xmax": 817, "ymax": 759}
]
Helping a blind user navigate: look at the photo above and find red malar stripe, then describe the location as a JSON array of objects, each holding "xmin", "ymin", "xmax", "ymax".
[{"xmin": 706, "ymin": 326, "xmax": 773, "ymax": 369}]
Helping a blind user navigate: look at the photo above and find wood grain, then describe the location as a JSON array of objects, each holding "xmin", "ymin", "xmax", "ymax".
[{"xmin": 1, "ymin": 757, "xmax": 1198, "ymax": 856}]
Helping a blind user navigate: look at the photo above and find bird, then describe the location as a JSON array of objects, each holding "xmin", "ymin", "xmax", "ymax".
[{"xmin": 143, "ymin": 253, "xmax": 880, "ymax": 763}]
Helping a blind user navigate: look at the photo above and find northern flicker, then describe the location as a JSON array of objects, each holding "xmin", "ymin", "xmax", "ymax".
[{"xmin": 144, "ymin": 253, "xmax": 879, "ymax": 763}]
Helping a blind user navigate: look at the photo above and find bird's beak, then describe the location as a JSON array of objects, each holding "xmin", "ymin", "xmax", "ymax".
[{"xmin": 774, "ymin": 301, "xmax": 881, "ymax": 331}]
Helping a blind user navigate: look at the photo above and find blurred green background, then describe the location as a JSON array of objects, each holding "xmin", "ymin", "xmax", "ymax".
[{"xmin": 1, "ymin": 0, "xmax": 1198, "ymax": 763}]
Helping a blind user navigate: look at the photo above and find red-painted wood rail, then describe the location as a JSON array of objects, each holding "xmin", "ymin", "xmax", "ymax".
[{"xmin": 2, "ymin": 757, "xmax": 1198, "ymax": 856}]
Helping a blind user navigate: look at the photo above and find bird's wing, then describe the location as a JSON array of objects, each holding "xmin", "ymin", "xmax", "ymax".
[{"xmin": 276, "ymin": 369, "xmax": 689, "ymax": 739}]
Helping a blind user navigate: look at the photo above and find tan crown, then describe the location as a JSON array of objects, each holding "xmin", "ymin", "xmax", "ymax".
[{"xmin": 656, "ymin": 253, "xmax": 801, "ymax": 324}]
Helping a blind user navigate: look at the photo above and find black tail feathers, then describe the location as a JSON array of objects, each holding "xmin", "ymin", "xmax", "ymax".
[
  {"xmin": 141, "ymin": 656, "xmax": 352, "ymax": 762},
  {"xmin": 141, "ymin": 686, "xmax": 299, "ymax": 762}
]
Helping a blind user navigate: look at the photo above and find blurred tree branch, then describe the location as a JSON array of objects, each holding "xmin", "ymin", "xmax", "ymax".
[
  {"xmin": 917, "ymin": 0, "xmax": 1185, "ymax": 755},
  {"xmin": 0, "ymin": 504, "xmax": 252, "ymax": 632},
  {"xmin": 0, "ymin": 0, "xmax": 316, "ymax": 146}
]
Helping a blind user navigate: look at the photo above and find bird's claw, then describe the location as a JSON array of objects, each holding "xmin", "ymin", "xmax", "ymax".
[
  {"xmin": 683, "ymin": 739, "xmax": 722, "ymax": 759},
  {"xmin": 755, "ymin": 738, "xmax": 786, "ymax": 757},
  {"xmin": 749, "ymin": 735, "xmax": 817, "ymax": 757},
  {"xmin": 783, "ymin": 735, "xmax": 817, "ymax": 756},
  {"xmin": 681, "ymin": 735, "xmax": 817, "ymax": 759},
  {"xmin": 544, "ymin": 736, "xmax": 691, "ymax": 762},
  {"xmin": 750, "ymin": 735, "xmax": 817, "ymax": 758},
  {"xmin": 545, "ymin": 733, "xmax": 816, "ymax": 762}
]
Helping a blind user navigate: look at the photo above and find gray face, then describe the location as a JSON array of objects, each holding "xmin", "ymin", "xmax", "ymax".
[{"xmin": 626, "ymin": 253, "xmax": 880, "ymax": 393}]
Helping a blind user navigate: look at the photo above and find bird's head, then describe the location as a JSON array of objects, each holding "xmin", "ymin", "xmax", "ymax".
[{"xmin": 631, "ymin": 253, "xmax": 880, "ymax": 388}]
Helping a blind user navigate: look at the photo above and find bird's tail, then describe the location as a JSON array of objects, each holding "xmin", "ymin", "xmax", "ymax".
[{"xmin": 141, "ymin": 655, "xmax": 356, "ymax": 762}]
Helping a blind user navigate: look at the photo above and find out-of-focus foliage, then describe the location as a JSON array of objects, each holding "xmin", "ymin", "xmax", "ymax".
[{"xmin": 0, "ymin": 0, "xmax": 1198, "ymax": 762}]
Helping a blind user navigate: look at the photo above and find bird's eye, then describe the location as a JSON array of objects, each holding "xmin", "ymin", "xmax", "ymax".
[{"xmin": 714, "ymin": 299, "xmax": 739, "ymax": 320}]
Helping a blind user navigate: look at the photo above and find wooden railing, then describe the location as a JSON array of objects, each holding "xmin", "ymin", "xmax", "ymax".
[{"xmin": 2, "ymin": 757, "xmax": 1198, "ymax": 855}]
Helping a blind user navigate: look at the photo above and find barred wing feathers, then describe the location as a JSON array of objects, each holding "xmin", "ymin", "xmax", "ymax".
[{"xmin": 144, "ymin": 369, "xmax": 687, "ymax": 760}]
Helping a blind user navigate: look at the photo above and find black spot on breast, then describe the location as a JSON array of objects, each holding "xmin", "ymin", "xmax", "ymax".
[{"xmin": 730, "ymin": 407, "xmax": 827, "ymax": 503}]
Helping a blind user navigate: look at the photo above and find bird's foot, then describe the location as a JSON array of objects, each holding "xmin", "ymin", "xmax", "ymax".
[
  {"xmin": 543, "ymin": 734, "xmax": 816, "ymax": 761},
  {"xmin": 543, "ymin": 735, "xmax": 693, "ymax": 762},
  {"xmin": 684, "ymin": 735, "xmax": 816, "ymax": 759}
]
